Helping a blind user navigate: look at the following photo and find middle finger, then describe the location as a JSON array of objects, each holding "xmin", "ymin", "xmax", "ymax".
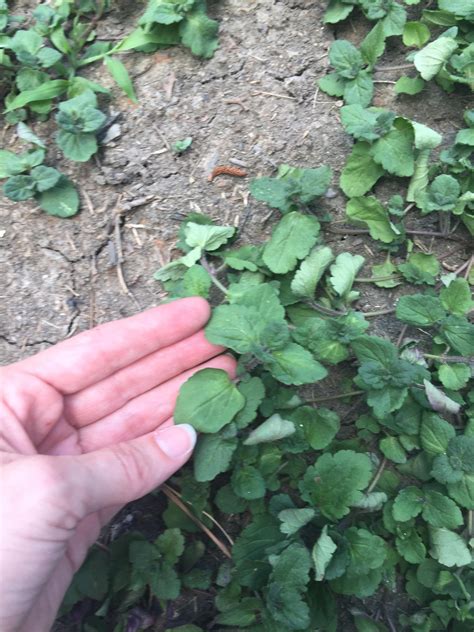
[{"xmin": 63, "ymin": 329, "xmax": 223, "ymax": 427}]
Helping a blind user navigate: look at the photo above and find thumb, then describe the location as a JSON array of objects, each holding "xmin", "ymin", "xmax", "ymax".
[{"xmin": 70, "ymin": 423, "xmax": 196, "ymax": 515}]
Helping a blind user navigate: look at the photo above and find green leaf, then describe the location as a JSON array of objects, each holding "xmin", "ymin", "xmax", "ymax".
[
  {"xmin": 422, "ymin": 174, "xmax": 460, "ymax": 213},
  {"xmin": 319, "ymin": 72, "xmax": 346, "ymax": 97},
  {"xmin": 3, "ymin": 175, "xmax": 36, "ymax": 201},
  {"xmin": 447, "ymin": 474, "xmax": 474, "ymax": 509},
  {"xmin": 438, "ymin": 364, "xmax": 471, "ymax": 391},
  {"xmin": 344, "ymin": 71, "xmax": 373, "ymax": 107},
  {"xmin": 205, "ymin": 304, "xmax": 258, "ymax": 354},
  {"xmin": 398, "ymin": 252, "xmax": 440, "ymax": 285},
  {"xmin": 412, "ymin": 121, "xmax": 443, "ymax": 150},
  {"xmin": 300, "ymin": 450, "xmax": 373, "ymax": 520},
  {"xmin": 278, "ymin": 164, "xmax": 332, "ymax": 203},
  {"xmin": 394, "ymin": 76, "xmax": 425, "ymax": 95},
  {"xmin": 420, "ymin": 412, "xmax": 456, "ymax": 456},
  {"xmin": 396, "ymin": 527, "xmax": 426, "ymax": 564},
  {"xmin": 0, "ymin": 150, "xmax": 25, "ymax": 178},
  {"xmin": 352, "ymin": 491, "xmax": 387, "ymax": 511},
  {"xmin": 172, "ymin": 137, "xmax": 193, "ymax": 153},
  {"xmin": 329, "ymin": 39, "xmax": 364, "ymax": 79},
  {"xmin": 380, "ymin": 1, "xmax": 406, "ymax": 36},
  {"xmin": 440, "ymin": 278, "xmax": 474, "ymax": 315},
  {"xmin": 380, "ymin": 436, "xmax": 407, "ymax": 464},
  {"xmin": 370, "ymin": 118, "xmax": 415, "ymax": 177},
  {"xmin": 340, "ymin": 141, "xmax": 384, "ymax": 196},
  {"xmin": 352, "ymin": 334, "xmax": 398, "ymax": 365},
  {"xmin": 270, "ymin": 542, "xmax": 312, "ymax": 590},
  {"xmin": 340, "ymin": 105, "xmax": 395, "ymax": 141},
  {"xmin": 329, "ymin": 252, "xmax": 365, "ymax": 299},
  {"xmin": 30, "ymin": 165, "xmax": 60, "ymax": 192},
  {"xmin": 360, "ymin": 21, "xmax": 386, "ymax": 66},
  {"xmin": 422, "ymin": 490, "xmax": 463, "ymax": 529},
  {"xmin": 56, "ymin": 130, "xmax": 98, "ymax": 162},
  {"xmin": 193, "ymin": 430, "xmax": 238, "ymax": 482},
  {"xmin": 344, "ymin": 527, "xmax": 387, "ymax": 575},
  {"xmin": 244, "ymin": 414, "xmax": 295, "ymax": 445},
  {"xmin": 392, "ymin": 486, "xmax": 425, "ymax": 522},
  {"xmin": 414, "ymin": 36, "xmax": 458, "ymax": 80},
  {"xmin": 312, "ymin": 526, "xmax": 338, "ymax": 581},
  {"xmin": 232, "ymin": 465, "xmax": 266, "ymax": 500},
  {"xmin": 403, "ymin": 22, "xmax": 431, "ymax": 48},
  {"xmin": 6, "ymin": 80, "xmax": 69, "ymax": 111},
  {"xmin": 396, "ymin": 294, "xmax": 445, "ymax": 326},
  {"xmin": 330, "ymin": 568, "xmax": 382, "ymax": 598},
  {"xmin": 179, "ymin": 9, "xmax": 219, "ymax": 58},
  {"xmin": 150, "ymin": 563, "xmax": 181, "ymax": 599},
  {"xmin": 249, "ymin": 176, "xmax": 297, "ymax": 213},
  {"xmin": 446, "ymin": 435, "xmax": 474, "ymax": 474},
  {"xmin": 185, "ymin": 222, "xmax": 235, "ymax": 251},
  {"xmin": 174, "ymin": 368, "xmax": 245, "ymax": 433},
  {"xmin": 262, "ymin": 212, "xmax": 320, "ymax": 274},
  {"xmin": 215, "ymin": 484, "xmax": 247, "ymax": 514},
  {"xmin": 278, "ymin": 508, "xmax": 315, "ymax": 536},
  {"xmin": 156, "ymin": 528, "xmax": 185, "ymax": 565},
  {"xmin": 104, "ymin": 56, "xmax": 137, "ymax": 102},
  {"xmin": 233, "ymin": 515, "xmax": 284, "ymax": 588},
  {"xmin": 440, "ymin": 315, "xmax": 474, "ymax": 355},
  {"xmin": 181, "ymin": 265, "xmax": 211, "ymax": 298},
  {"xmin": 266, "ymin": 584, "xmax": 310, "ymax": 630},
  {"xmin": 346, "ymin": 196, "xmax": 398, "ymax": 243},
  {"xmin": 36, "ymin": 176, "xmax": 79, "ymax": 217},
  {"xmin": 429, "ymin": 528, "xmax": 472, "ymax": 567},
  {"xmin": 235, "ymin": 283, "xmax": 285, "ymax": 325},
  {"xmin": 290, "ymin": 246, "xmax": 334, "ymax": 298},
  {"xmin": 266, "ymin": 342, "xmax": 328, "ymax": 386},
  {"xmin": 324, "ymin": 0, "xmax": 354, "ymax": 24},
  {"xmin": 290, "ymin": 406, "xmax": 340, "ymax": 450},
  {"xmin": 235, "ymin": 377, "xmax": 265, "ymax": 429}
]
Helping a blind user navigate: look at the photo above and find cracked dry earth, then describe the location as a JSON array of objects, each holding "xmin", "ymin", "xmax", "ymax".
[{"xmin": 0, "ymin": 0, "xmax": 469, "ymax": 366}]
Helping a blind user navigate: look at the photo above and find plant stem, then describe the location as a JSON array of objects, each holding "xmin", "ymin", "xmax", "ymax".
[
  {"xmin": 326, "ymin": 226, "xmax": 468, "ymax": 243},
  {"xmin": 424, "ymin": 354, "xmax": 473, "ymax": 364},
  {"xmin": 307, "ymin": 390, "xmax": 364, "ymax": 404},
  {"xmin": 308, "ymin": 301, "xmax": 348, "ymax": 317},
  {"xmin": 374, "ymin": 63, "xmax": 414, "ymax": 72},
  {"xmin": 363, "ymin": 307, "xmax": 396, "ymax": 317},
  {"xmin": 355, "ymin": 275, "xmax": 402, "ymax": 283},
  {"xmin": 367, "ymin": 458, "xmax": 387, "ymax": 494},
  {"xmin": 200, "ymin": 255, "xmax": 228, "ymax": 295}
]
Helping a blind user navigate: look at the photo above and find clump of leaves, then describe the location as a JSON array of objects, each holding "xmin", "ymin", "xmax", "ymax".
[
  {"xmin": 0, "ymin": 123, "xmax": 79, "ymax": 216},
  {"xmin": 61, "ymin": 160, "xmax": 473, "ymax": 629}
]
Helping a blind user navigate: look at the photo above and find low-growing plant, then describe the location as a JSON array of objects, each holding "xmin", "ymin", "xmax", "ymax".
[{"xmin": 61, "ymin": 172, "xmax": 473, "ymax": 629}]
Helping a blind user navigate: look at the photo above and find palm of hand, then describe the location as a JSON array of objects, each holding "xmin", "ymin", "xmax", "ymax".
[{"xmin": 0, "ymin": 299, "xmax": 235, "ymax": 632}]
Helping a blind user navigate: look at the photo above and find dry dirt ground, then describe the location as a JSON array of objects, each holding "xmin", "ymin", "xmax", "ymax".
[{"xmin": 0, "ymin": 0, "xmax": 470, "ymax": 370}]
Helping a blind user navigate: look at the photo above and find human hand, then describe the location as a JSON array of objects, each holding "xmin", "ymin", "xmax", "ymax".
[{"xmin": 0, "ymin": 298, "xmax": 235, "ymax": 632}]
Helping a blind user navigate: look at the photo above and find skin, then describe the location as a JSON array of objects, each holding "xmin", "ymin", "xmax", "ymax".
[{"xmin": 0, "ymin": 297, "xmax": 236, "ymax": 632}]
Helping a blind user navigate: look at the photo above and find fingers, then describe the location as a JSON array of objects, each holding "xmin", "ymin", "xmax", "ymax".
[
  {"xmin": 70, "ymin": 424, "xmax": 197, "ymax": 515},
  {"xmin": 16, "ymin": 298, "xmax": 211, "ymax": 394},
  {"xmin": 78, "ymin": 354, "xmax": 236, "ymax": 452},
  {"xmin": 41, "ymin": 354, "xmax": 237, "ymax": 455},
  {"xmin": 63, "ymin": 329, "xmax": 224, "ymax": 428}
]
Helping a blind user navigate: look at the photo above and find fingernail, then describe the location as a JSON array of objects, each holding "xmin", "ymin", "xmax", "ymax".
[{"xmin": 155, "ymin": 424, "xmax": 197, "ymax": 459}]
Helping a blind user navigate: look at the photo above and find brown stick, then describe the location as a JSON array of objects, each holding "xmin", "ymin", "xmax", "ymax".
[{"xmin": 161, "ymin": 485, "xmax": 232, "ymax": 558}]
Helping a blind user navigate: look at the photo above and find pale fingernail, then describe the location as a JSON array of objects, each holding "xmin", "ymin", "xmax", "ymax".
[{"xmin": 155, "ymin": 424, "xmax": 197, "ymax": 459}]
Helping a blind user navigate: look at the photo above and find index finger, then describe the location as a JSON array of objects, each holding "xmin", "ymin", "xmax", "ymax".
[{"xmin": 17, "ymin": 298, "xmax": 211, "ymax": 394}]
